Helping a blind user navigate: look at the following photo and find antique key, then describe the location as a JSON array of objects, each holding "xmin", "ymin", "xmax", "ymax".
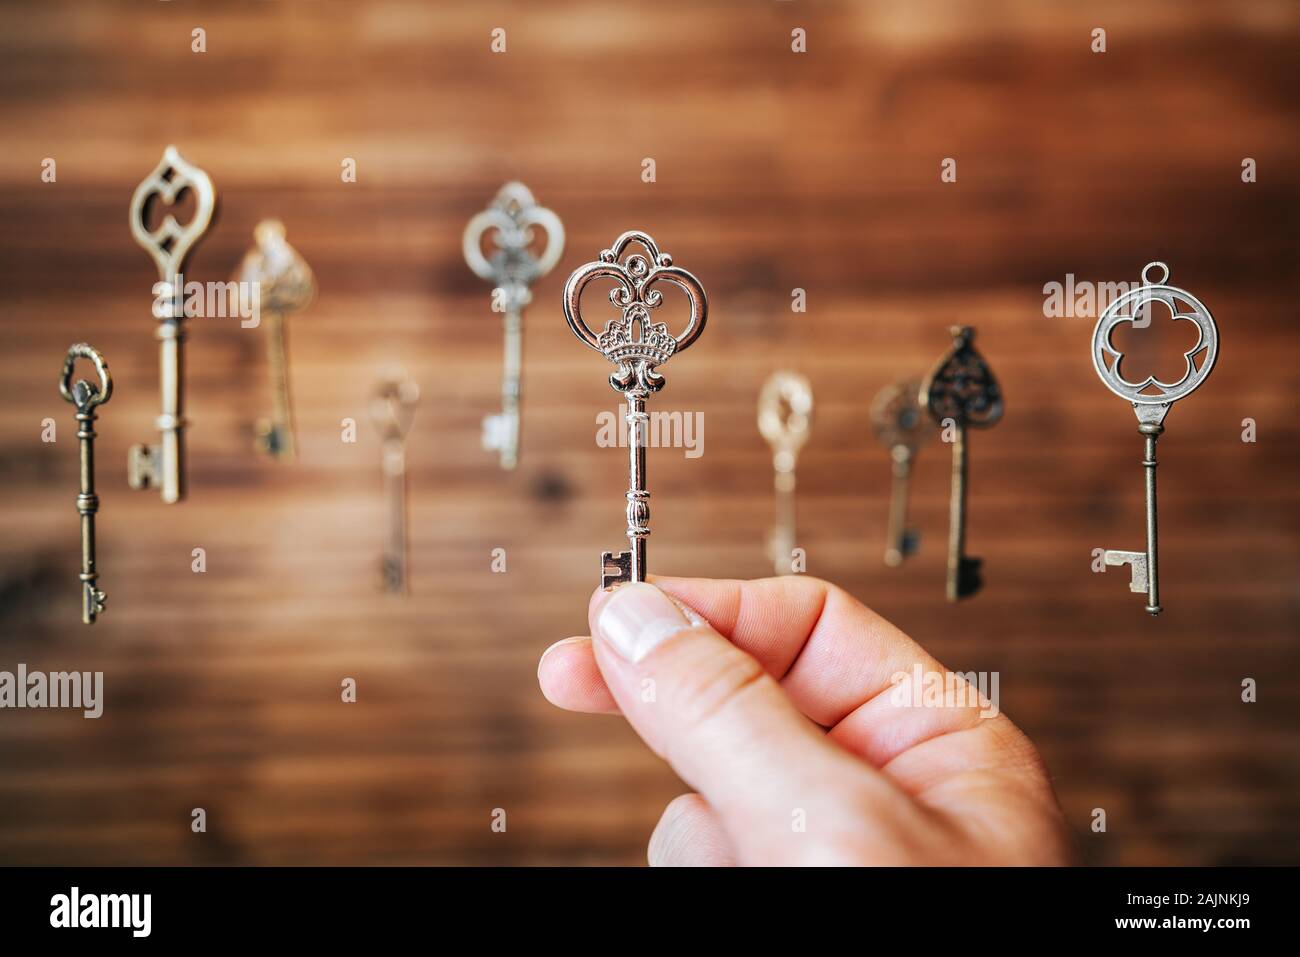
[
  {"xmin": 369, "ymin": 373, "xmax": 420, "ymax": 593},
  {"xmin": 59, "ymin": 344, "xmax": 114, "ymax": 624},
  {"xmin": 758, "ymin": 371, "xmax": 813, "ymax": 576},
  {"xmin": 1093, "ymin": 262, "xmax": 1217, "ymax": 615},
  {"xmin": 921, "ymin": 327, "xmax": 1004, "ymax": 600},
  {"xmin": 237, "ymin": 220, "xmax": 316, "ymax": 460},
  {"xmin": 563, "ymin": 231, "xmax": 708, "ymax": 588},
  {"xmin": 463, "ymin": 182, "xmax": 565, "ymax": 470},
  {"xmin": 126, "ymin": 146, "xmax": 216, "ymax": 503},
  {"xmin": 870, "ymin": 379, "xmax": 933, "ymax": 567}
]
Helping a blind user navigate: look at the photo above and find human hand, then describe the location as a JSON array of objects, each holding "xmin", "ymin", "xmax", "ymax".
[{"xmin": 538, "ymin": 577, "xmax": 1074, "ymax": 866}]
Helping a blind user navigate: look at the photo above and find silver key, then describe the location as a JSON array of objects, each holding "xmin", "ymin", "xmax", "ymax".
[
  {"xmin": 59, "ymin": 344, "xmax": 114, "ymax": 624},
  {"xmin": 237, "ymin": 220, "xmax": 316, "ymax": 460},
  {"xmin": 921, "ymin": 326, "xmax": 1004, "ymax": 600},
  {"xmin": 369, "ymin": 374, "xmax": 420, "ymax": 593},
  {"xmin": 126, "ymin": 146, "xmax": 216, "ymax": 503},
  {"xmin": 758, "ymin": 371, "xmax": 813, "ymax": 575},
  {"xmin": 1092, "ymin": 262, "xmax": 1217, "ymax": 615},
  {"xmin": 563, "ymin": 231, "xmax": 708, "ymax": 589},
  {"xmin": 463, "ymin": 183, "xmax": 564, "ymax": 470},
  {"xmin": 870, "ymin": 379, "xmax": 933, "ymax": 567}
]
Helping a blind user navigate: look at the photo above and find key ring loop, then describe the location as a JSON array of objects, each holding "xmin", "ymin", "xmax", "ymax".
[
  {"xmin": 1141, "ymin": 261, "xmax": 1170, "ymax": 286},
  {"xmin": 60, "ymin": 343, "xmax": 113, "ymax": 411}
]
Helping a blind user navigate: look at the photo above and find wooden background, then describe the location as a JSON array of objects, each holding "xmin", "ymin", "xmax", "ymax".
[{"xmin": 1, "ymin": 0, "xmax": 1298, "ymax": 865}]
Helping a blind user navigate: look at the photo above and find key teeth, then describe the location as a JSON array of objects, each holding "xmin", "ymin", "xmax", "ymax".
[
  {"xmin": 127, "ymin": 443, "xmax": 160, "ymax": 490},
  {"xmin": 83, "ymin": 584, "xmax": 105, "ymax": 624},
  {"xmin": 481, "ymin": 413, "xmax": 504, "ymax": 451},
  {"xmin": 1103, "ymin": 549, "xmax": 1148, "ymax": 593},
  {"xmin": 601, "ymin": 551, "xmax": 632, "ymax": 590},
  {"xmin": 886, "ymin": 531, "xmax": 922, "ymax": 568},
  {"xmin": 481, "ymin": 413, "xmax": 518, "ymax": 469},
  {"xmin": 951, "ymin": 556, "xmax": 983, "ymax": 600},
  {"xmin": 256, "ymin": 419, "xmax": 294, "ymax": 460}
]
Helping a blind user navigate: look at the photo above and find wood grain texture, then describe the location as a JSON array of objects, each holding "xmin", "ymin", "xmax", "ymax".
[{"xmin": 1, "ymin": 0, "xmax": 1298, "ymax": 865}]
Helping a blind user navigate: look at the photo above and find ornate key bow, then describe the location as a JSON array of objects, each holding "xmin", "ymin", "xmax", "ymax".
[{"xmin": 563, "ymin": 231, "xmax": 708, "ymax": 587}]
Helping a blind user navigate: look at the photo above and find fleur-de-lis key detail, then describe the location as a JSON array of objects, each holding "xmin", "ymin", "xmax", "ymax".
[
  {"xmin": 758, "ymin": 371, "xmax": 813, "ymax": 576},
  {"xmin": 237, "ymin": 220, "xmax": 316, "ymax": 460},
  {"xmin": 464, "ymin": 183, "xmax": 565, "ymax": 470},
  {"xmin": 921, "ymin": 326, "xmax": 1004, "ymax": 600},
  {"xmin": 370, "ymin": 373, "xmax": 421, "ymax": 593},
  {"xmin": 871, "ymin": 379, "xmax": 933, "ymax": 567},
  {"xmin": 563, "ymin": 231, "xmax": 708, "ymax": 589},
  {"xmin": 60, "ymin": 344, "xmax": 113, "ymax": 624},
  {"xmin": 1092, "ymin": 262, "xmax": 1217, "ymax": 615},
  {"xmin": 126, "ymin": 146, "xmax": 216, "ymax": 503}
]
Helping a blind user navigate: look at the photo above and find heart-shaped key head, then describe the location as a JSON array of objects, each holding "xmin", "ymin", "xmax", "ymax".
[
  {"xmin": 129, "ymin": 146, "xmax": 216, "ymax": 284},
  {"xmin": 1092, "ymin": 262, "xmax": 1217, "ymax": 426},
  {"xmin": 60, "ymin": 343, "xmax": 113, "ymax": 412},
  {"xmin": 463, "ymin": 182, "xmax": 565, "ymax": 308},
  {"xmin": 921, "ymin": 326, "xmax": 1004, "ymax": 430},
  {"xmin": 562, "ymin": 231, "xmax": 708, "ymax": 395},
  {"xmin": 237, "ymin": 220, "xmax": 316, "ymax": 315}
]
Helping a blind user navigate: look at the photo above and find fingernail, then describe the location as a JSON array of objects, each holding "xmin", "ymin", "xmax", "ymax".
[
  {"xmin": 596, "ymin": 582, "xmax": 693, "ymax": 663},
  {"xmin": 537, "ymin": 636, "xmax": 588, "ymax": 675}
]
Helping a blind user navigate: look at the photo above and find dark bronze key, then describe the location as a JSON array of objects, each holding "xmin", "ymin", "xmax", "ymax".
[
  {"xmin": 59, "ymin": 344, "xmax": 114, "ymax": 624},
  {"xmin": 921, "ymin": 327, "xmax": 1004, "ymax": 600}
]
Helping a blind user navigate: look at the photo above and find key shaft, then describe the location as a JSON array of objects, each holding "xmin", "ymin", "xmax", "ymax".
[
  {"xmin": 1141, "ymin": 423, "xmax": 1163, "ymax": 614},
  {"xmin": 260, "ymin": 308, "xmax": 295, "ymax": 458},
  {"xmin": 382, "ymin": 438, "xmax": 408, "ymax": 592},
  {"xmin": 769, "ymin": 459, "xmax": 797, "ymax": 575},
  {"xmin": 884, "ymin": 449, "xmax": 914, "ymax": 567}
]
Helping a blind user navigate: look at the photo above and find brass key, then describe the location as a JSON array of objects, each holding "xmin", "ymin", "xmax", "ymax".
[
  {"xmin": 870, "ymin": 379, "xmax": 933, "ymax": 567},
  {"xmin": 237, "ymin": 220, "xmax": 316, "ymax": 460},
  {"xmin": 758, "ymin": 371, "xmax": 813, "ymax": 575},
  {"xmin": 59, "ymin": 344, "xmax": 113, "ymax": 624},
  {"xmin": 1092, "ymin": 262, "xmax": 1217, "ymax": 615},
  {"xmin": 921, "ymin": 327, "xmax": 1004, "ymax": 600},
  {"xmin": 126, "ymin": 146, "xmax": 216, "ymax": 503},
  {"xmin": 370, "ymin": 374, "xmax": 420, "ymax": 593}
]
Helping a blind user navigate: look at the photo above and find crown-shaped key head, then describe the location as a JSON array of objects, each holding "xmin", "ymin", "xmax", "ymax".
[
  {"xmin": 563, "ymin": 231, "xmax": 708, "ymax": 395},
  {"xmin": 464, "ymin": 182, "xmax": 565, "ymax": 310}
]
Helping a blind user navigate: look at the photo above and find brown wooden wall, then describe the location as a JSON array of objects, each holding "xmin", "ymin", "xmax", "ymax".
[{"xmin": 1, "ymin": 0, "xmax": 1297, "ymax": 865}]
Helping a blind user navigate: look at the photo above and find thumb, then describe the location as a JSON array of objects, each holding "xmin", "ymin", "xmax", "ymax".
[{"xmin": 589, "ymin": 581, "xmax": 914, "ymax": 864}]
